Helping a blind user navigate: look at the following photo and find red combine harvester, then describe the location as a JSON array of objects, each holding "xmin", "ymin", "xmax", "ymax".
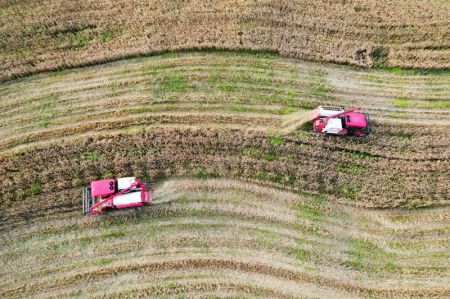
[
  {"xmin": 310, "ymin": 106, "xmax": 371, "ymax": 137},
  {"xmin": 82, "ymin": 177, "xmax": 152, "ymax": 215}
]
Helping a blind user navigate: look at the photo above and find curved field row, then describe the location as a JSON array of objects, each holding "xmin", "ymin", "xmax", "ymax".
[
  {"xmin": 0, "ymin": 52, "xmax": 449, "ymax": 153},
  {"xmin": 1, "ymin": 178, "xmax": 448, "ymax": 298},
  {"xmin": 1, "ymin": 0, "xmax": 449, "ymax": 80}
]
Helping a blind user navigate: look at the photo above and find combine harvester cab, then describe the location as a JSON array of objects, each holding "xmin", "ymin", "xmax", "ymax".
[
  {"xmin": 311, "ymin": 106, "xmax": 371, "ymax": 137},
  {"xmin": 82, "ymin": 177, "xmax": 152, "ymax": 215}
]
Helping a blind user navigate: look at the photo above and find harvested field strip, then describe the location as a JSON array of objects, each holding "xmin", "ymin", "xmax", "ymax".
[
  {"xmin": 2, "ymin": 53, "xmax": 448, "ymax": 107},
  {"xmin": 2, "ymin": 103, "xmax": 284, "ymax": 133},
  {"xmin": 0, "ymin": 53, "xmax": 448, "ymax": 162},
  {"xmin": 0, "ymin": 112, "xmax": 280, "ymax": 151},
  {"xmin": 1, "ymin": 0, "xmax": 449, "ymax": 80},
  {"xmin": 1, "ymin": 178, "xmax": 448, "ymax": 298}
]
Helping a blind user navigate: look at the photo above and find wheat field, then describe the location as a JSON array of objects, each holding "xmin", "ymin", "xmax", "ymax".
[
  {"xmin": 1, "ymin": 0, "xmax": 450, "ymax": 297},
  {"xmin": 1, "ymin": 50, "xmax": 449, "ymax": 298},
  {"xmin": 1, "ymin": 0, "xmax": 449, "ymax": 81}
]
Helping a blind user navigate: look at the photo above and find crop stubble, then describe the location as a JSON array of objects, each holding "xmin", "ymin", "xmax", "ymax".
[{"xmin": 1, "ymin": 179, "xmax": 448, "ymax": 298}]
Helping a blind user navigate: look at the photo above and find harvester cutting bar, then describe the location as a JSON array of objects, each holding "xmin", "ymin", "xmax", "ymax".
[{"xmin": 82, "ymin": 187, "xmax": 93, "ymax": 214}]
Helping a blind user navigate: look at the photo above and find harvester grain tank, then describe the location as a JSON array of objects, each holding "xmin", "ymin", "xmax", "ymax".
[{"xmin": 82, "ymin": 177, "xmax": 152, "ymax": 215}]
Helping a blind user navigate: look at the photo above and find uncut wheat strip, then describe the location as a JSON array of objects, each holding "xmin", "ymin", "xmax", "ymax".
[
  {"xmin": 268, "ymin": 3, "xmax": 449, "ymax": 32},
  {"xmin": 1, "ymin": 0, "xmax": 446, "ymax": 38},
  {"xmin": 389, "ymin": 48, "xmax": 450, "ymax": 69},
  {"xmin": 1, "ymin": 134, "xmax": 448, "ymax": 216},
  {"xmin": 3, "ymin": 120, "xmax": 449, "ymax": 165},
  {"xmin": 0, "ymin": 0, "xmax": 448, "ymax": 80},
  {"xmin": 1, "ymin": 126, "xmax": 448, "ymax": 209},
  {"xmin": 6, "ymin": 131, "xmax": 450, "ymax": 197},
  {"xmin": 293, "ymin": 133, "xmax": 450, "ymax": 161},
  {"xmin": 0, "ymin": 119, "xmax": 276, "ymax": 156}
]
